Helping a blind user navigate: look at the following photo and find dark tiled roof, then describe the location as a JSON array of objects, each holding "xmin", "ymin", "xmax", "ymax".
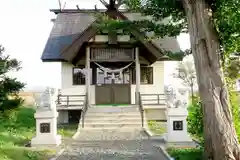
[{"xmin": 41, "ymin": 13, "xmax": 95, "ymax": 61}]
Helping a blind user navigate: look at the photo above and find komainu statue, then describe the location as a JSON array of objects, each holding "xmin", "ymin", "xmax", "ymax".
[{"xmin": 164, "ymin": 85, "xmax": 189, "ymax": 108}]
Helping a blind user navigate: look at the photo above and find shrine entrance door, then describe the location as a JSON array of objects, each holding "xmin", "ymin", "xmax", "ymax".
[{"xmin": 95, "ymin": 63, "xmax": 131, "ymax": 105}]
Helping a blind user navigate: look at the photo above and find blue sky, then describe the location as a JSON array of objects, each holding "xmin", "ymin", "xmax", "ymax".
[{"xmin": 0, "ymin": 0, "xmax": 190, "ymax": 90}]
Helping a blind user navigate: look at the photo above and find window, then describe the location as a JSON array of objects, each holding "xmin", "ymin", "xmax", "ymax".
[
  {"xmin": 131, "ymin": 67, "xmax": 153, "ymax": 84},
  {"xmin": 73, "ymin": 66, "xmax": 86, "ymax": 85}
]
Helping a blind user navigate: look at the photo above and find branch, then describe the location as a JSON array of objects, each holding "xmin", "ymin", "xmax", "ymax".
[
  {"xmin": 116, "ymin": 0, "xmax": 123, "ymax": 8},
  {"xmin": 62, "ymin": 1, "xmax": 66, "ymax": 10},
  {"xmin": 94, "ymin": 4, "xmax": 98, "ymax": 11},
  {"xmin": 58, "ymin": 0, "xmax": 62, "ymax": 10},
  {"xmin": 99, "ymin": 0, "xmax": 109, "ymax": 8}
]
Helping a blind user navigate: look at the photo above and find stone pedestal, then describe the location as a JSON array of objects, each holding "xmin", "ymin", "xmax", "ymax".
[
  {"xmin": 31, "ymin": 109, "xmax": 61, "ymax": 147},
  {"xmin": 166, "ymin": 107, "xmax": 192, "ymax": 142},
  {"xmin": 31, "ymin": 88, "xmax": 61, "ymax": 147}
]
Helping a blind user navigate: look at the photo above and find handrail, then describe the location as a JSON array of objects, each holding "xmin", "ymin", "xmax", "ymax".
[
  {"xmin": 81, "ymin": 94, "xmax": 88, "ymax": 128},
  {"xmin": 140, "ymin": 94, "xmax": 166, "ymax": 105},
  {"xmin": 56, "ymin": 94, "xmax": 85, "ymax": 107},
  {"xmin": 137, "ymin": 92, "xmax": 144, "ymax": 127}
]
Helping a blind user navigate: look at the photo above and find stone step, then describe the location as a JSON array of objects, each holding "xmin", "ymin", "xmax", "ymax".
[
  {"xmin": 56, "ymin": 138, "xmax": 168, "ymax": 160},
  {"xmin": 74, "ymin": 128, "xmax": 148, "ymax": 141},
  {"xmin": 84, "ymin": 118, "xmax": 144, "ymax": 123},
  {"xmin": 82, "ymin": 123, "xmax": 143, "ymax": 129},
  {"xmin": 87, "ymin": 106, "xmax": 139, "ymax": 113},
  {"xmin": 86, "ymin": 112, "xmax": 141, "ymax": 117}
]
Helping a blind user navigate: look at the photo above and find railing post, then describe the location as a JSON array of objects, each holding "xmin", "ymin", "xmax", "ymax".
[
  {"xmin": 137, "ymin": 92, "xmax": 144, "ymax": 128},
  {"xmin": 82, "ymin": 114, "xmax": 84, "ymax": 128},
  {"xmin": 57, "ymin": 95, "xmax": 60, "ymax": 105},
  {"xmin": 157, "ymin": 94, "xmax": 160, "ymax": 104},
  {"xmin": 66, "ymin": 96, "xmax": 69, "ymax": 107},
  {"xmin": 82, "ymin": 94, "xmax": 88, "ymax": 128},
  {"xmin": 135, "ymin": 92, "xmax": 138, "ymax": 105}
]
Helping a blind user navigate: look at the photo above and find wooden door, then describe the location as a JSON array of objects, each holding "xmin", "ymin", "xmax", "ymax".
[{"xmin": 95, "ymin": 84, "xmax": 131, "ymax": 105}]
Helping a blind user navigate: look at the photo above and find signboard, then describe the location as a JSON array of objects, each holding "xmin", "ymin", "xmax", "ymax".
[
  {"xmin": 173, "ymin": 121, "xmax": 183, "ymax": 131},
  {"xmin": 40, "ymin": 123, "xmax": 50, "ymax": 133}
]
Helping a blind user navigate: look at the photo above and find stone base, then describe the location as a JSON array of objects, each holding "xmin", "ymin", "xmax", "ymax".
[
  {"xmin": 31, "ymin": 135, "xmax": 62, "ymax": 147},
  {"xmin": 167, "ymin": 134, "xmax": 192, "ymax": 143},
  {"xmin": 166, "ymin": 141, "xmax": 198, "ymax": 148}
]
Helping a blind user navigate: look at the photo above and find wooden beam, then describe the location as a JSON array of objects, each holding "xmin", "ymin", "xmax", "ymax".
[
  {"xmin": 85, "ymin": 47, "xmax": 91, "ymax": 105},
  {"xmin": 135, "ymin": 47, "xmax": 141, "ymax": 104}
]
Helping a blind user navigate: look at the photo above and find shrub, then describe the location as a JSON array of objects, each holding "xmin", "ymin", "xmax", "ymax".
[
  {"xmin": 187, "ymin": 96, "xmax": 203, "ymax": 138},
  {"xmin": 0, "ymin": 98, "xmax": 23, "ymax": 112},
  {"xmin": 168, "ymin": 148, "xmax": 203, "ymax": 160}
]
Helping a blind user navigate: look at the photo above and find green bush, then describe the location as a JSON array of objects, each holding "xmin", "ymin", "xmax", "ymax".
[
  {"xmin": 168, "ymin": 148, "xmax": 203, "ymax": 160},
  {"xmin": 0, "ymin": 98, "xmax": 23, "ymax": 113},
  {"xmin": 187, "ymin": 90, "xmax": 240, "ymax": 143},
  {"xmin": 187, "ymin": 96, "xmax": 203, "ymax": 138},
  {"xmin": 0, "ymin": 107, "xmax": 55, "ymax": 159},
  {"xmin": 227, "ymin": 78, "xmax": 240, "ymax": 141}
]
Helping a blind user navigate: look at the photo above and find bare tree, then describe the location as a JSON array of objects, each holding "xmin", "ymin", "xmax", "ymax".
[{"xmin": 175, "ymin": 55, "xmax": 196, "ymax": 102}]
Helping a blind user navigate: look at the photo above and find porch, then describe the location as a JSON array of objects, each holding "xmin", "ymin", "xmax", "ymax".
[{"xmin": 56, "ymin": 93, "xmax": 167, "ymax": 125}]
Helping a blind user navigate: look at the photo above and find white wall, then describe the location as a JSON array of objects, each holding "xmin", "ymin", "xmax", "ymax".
[
  {"xmin": 61, "ymin": 61, "xmax": 164, "ymax": 105},
  {"xmin": 131, "ymin": 61, "xmax": 165, "ymax": 104},
  {"xmin": 61, "ymin": 62, "xmax": 96, "ymax": 104}
]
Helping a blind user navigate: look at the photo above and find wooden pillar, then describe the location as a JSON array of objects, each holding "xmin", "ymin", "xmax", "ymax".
[
  {"xmin": 86, "ymin": 47, "xmax": 91, "ymax": 105},
  {"xmin": 135, "ymin": 47, "xmax": 140, "ymax": 104}
]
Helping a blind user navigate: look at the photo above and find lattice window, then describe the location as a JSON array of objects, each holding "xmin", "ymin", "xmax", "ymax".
[
  {"xmin": 131, "ymin": 67, "xmax": 153, "ymax": 84},
  {"xmin": 90, "ymin": 48, "xmax": 134, "ymax": 61},
  {"xmin": 73, "ymin": 66, "xmax": 85, "ymax": 85}
]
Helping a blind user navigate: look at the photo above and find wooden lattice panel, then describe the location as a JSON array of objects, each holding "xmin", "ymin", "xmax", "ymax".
[{"xmin": 90, "ymin": 48, "xmax": 134, "ymax": 61}]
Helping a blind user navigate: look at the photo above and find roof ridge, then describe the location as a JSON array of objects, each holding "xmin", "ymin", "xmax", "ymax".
[{"xmin": 50, "ymin": 9, "xmax": 137, "ymax": 14}]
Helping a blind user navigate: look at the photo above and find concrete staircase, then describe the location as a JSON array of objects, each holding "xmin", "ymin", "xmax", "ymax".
[{"xmin": 74, "ymin": 106, "xmax": 148, "ymax": 140}]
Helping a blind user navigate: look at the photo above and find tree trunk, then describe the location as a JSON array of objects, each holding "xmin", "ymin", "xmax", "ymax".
[{"xmin": 182, "ymin": 0, "xmax": 240, "ymax": 159}]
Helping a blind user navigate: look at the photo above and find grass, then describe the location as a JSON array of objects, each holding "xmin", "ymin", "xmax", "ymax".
[
  {"xmin": 0, "ymin": 107, "xmax": 77, "ymax": 160},
  {"xmin": 58, "ymin": 124, "xmax": 78, "ymax": 137},
  {"xmin": 147, "ymin": 120, "xmax": 167, "ymax": 135},
  {"xmin": 167, "ymin": 148, "xmax": 203, "ymax": 160},
  {"xmin": 0, "ymin": 107, "xmax": 55, "ymax": 160}
]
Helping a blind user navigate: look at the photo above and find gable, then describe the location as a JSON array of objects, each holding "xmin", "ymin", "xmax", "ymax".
[
  {"xmin": 41, "ymin": 10, "xmax": 181, "ymax": 63},
  {"xmin": 41, "ymin": 13, "xmax": 95, "ymax": 61}
]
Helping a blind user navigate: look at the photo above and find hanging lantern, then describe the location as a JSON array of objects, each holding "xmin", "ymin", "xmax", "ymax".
[{"xmin": 0, "ymin": 60, "xmax": 6, "ymax": 72}]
